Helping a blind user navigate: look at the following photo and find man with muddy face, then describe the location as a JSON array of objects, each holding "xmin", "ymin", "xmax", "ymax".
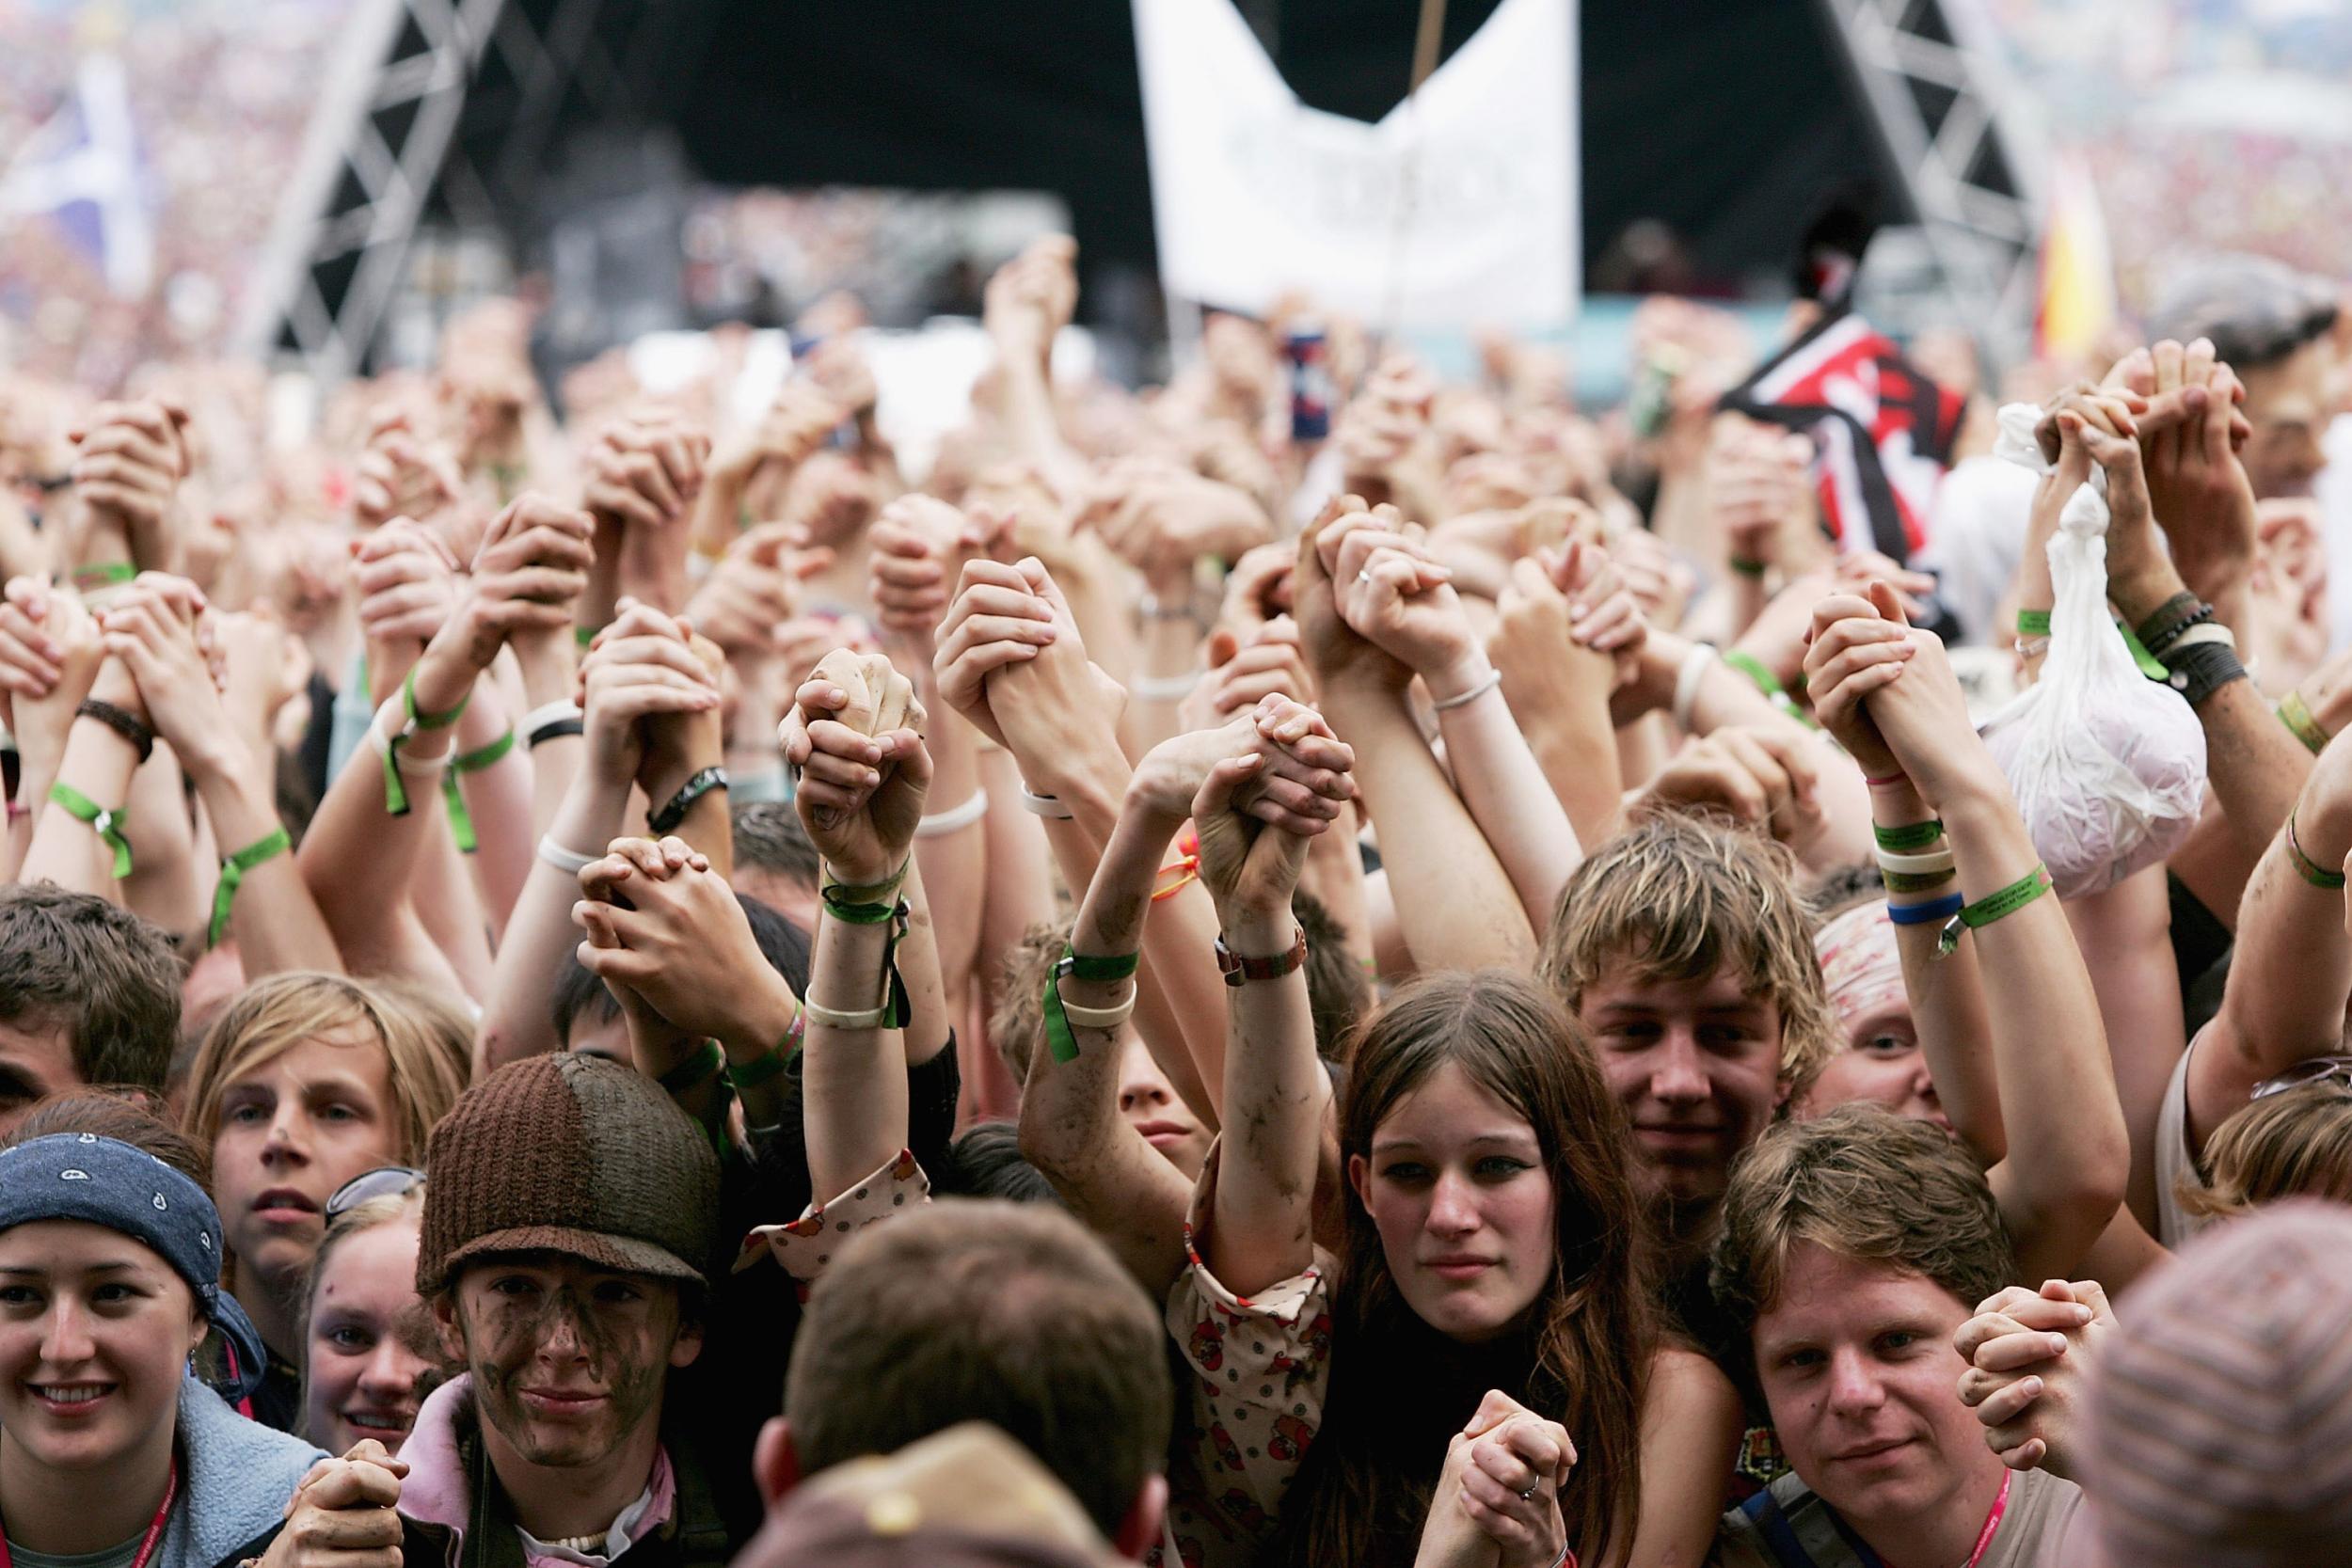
[{"xmin": 395, "ymin": 1053, "xmax": 739, "ymax": 1568}]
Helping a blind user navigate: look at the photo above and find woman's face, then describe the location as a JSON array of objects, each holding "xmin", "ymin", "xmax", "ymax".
[
  {"xmin": 1117, "ymin": 1035, "xmax": 1212, "ymax": 1180},
  {"xmin": 1348, "ymin": 1060, "xmax": 1557, "ymax": 1342},
  {"xmin": 213, "ymin": 1029, "xmax": 399, "ymax": 1291},
  {"xmin": 0, "ymin": 1221, "xmax": 205, "ymax": 1479},
  {"xmin": 1799, "ymin": 1006, "xmax": 1946, "ymax": 1131},
  {"xmin": 304, "ymin": 1219, "xmax": 432, "ymax": 1455}
]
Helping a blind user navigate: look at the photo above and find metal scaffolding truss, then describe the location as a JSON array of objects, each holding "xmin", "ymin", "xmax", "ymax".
[
  {"xmin": 236, "ymin": 0, "xmax": 681, "ymax": 379},
  {"xmin": 1816, "ymin": 0, "xmax": 2044, "ymax": 360}
]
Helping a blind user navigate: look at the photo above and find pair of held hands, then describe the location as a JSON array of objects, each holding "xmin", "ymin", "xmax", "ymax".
[
  {"xmin": 1951, "ymin": 1277, "xmax": 2114, "ymax": 1481},
  {"xmin": 1418, "ymin": 1388, "xmax": 1578, "ymax": 1568}
]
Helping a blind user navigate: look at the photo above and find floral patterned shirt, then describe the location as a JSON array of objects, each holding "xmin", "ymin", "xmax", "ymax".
[{"xmin": 1153, "ymin": 1142, "xmax": 1333, "ymax": 1568}]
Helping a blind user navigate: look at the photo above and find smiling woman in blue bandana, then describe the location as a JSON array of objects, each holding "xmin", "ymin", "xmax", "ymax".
[{"xmin": 0, "ymin": 1131, "xmax": 329, "ymax": 1568}]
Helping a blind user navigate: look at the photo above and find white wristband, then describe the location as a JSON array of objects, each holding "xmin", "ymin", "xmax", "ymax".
[
  {"xmin": 522, "ymin": 699, "xmax": 584, "ymax": 731},
  {"xmin": 1672, "ymin": 642, "xmax": 1718, "ymax": 732},
  {"xmin": 914, "ymin": 788, "xmax": 990, "ymax": 837},
  {"xmin": 1430, "ymin": 666, "xmax": 1503, "ymax": 712},
  {"xmin": 1056, "ymin": 978, "xmax": 1137, "ymax": 1033},
  {"xmin": 1020, "ymin": 784, "xmax": 1075, "ymax": 819},
  {"xmin": 536, "ymin": 836, "xmax": 597, "ymax": 875},
  {"xmin": 2162, "ymin": 623, "xmax": 2237, "ymax": 656},
  {"xmin": 1874, "ymin": 847, "xmax": 1957, "ymax": 875},
  {"xmin": 1131, "ymin": 670, "xmax": 1201, "ymax": 703},
  {"xmin": 803, "ymin": 994, "xmax": 894, "ymax": 1030},
  {"xmin": 367, "ymin": 717, "xmax": 453, "ymax": 774}
]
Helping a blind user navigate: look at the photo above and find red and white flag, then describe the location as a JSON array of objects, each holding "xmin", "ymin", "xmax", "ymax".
[{"xmin": 1719, "ymin": 311, "xmax": 1964, "ymax": 564}]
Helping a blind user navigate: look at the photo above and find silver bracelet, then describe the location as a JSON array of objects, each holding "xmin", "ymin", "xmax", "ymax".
[
  {"xmin": 1429, "ymin": 666, "xmax": 1503, "ymax": 712},
  {"xmin": 1020, "ymin": 784, "xmax": 1075, "ymax": 819},
  {"xmin": 536, "ymin": 835, "xmax": 597, "ymax": 875},
  {"xmin": 914, "ymin": 788, "xmax": 990, "ymax": 837},
  {"xmin": 1672, "ymin": 641, "xmax": 1718, "ymax": 732}
]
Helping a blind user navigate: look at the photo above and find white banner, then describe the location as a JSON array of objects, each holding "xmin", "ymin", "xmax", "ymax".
[{"xmin": 1133, "ymin": 0, "xmax": 1578, "ymax": 329}]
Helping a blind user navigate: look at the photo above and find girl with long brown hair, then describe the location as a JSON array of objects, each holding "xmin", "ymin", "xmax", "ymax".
[{"xmin": 1019, "ymin": 710, "xmax": 1728, "ymax": 1568}]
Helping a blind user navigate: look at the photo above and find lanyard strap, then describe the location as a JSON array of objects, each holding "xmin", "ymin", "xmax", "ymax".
[
  {"xmin": 0, "ymin": 1461, "xmax": 178, "ymax": 1568},
  {"xmin": 1962, "ymin": 1470, "xmax": 2012, "ymax": 1568}
]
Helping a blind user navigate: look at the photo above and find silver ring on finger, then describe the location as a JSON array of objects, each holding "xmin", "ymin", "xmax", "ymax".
[
  {"xmin": 1356, "ymin": 568, "xmax": 1375, "ymax": 586},
  {"xmin": 1519, "ymin": 1483, "xmax": 1538, "ymax": 1501}
]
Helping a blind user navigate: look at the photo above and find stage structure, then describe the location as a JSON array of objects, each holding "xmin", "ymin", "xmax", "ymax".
[{"xmin": 241, "ymin": 0, "xmax": 2046, "ymax": 383}]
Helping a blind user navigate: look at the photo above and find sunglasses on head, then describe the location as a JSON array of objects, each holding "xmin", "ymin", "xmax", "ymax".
[
  {"xmin": 2251, "ymin": 1057, "xmax": 2352, "ymax": 1101},
  {"xmin": 325, "ymin": 1165, "xmax": 424, "ymax": 1221}
]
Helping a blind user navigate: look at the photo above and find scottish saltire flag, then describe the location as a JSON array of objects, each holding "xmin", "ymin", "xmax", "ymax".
[{"xmin": 0, "ymin": 53, "xmax": 154, "ymax": 297}]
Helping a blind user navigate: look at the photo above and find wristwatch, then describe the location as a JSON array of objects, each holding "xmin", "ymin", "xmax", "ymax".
[{"xmin": 1215, "ymin": 927, "xmax": 1308, "ymax": 988}]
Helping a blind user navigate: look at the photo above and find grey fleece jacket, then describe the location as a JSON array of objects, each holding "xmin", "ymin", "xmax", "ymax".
[{"xmin": 154, "ymin": 1378, "xmax": 329, "ymax": 1568}]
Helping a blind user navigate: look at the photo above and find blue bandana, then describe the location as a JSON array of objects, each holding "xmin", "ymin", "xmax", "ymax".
[{"xmin": 0, "ymin": 1133, "xmax": 269, "ymax": 1401}]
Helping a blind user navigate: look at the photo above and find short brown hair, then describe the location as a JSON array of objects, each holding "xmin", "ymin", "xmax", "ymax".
[
  {"xmin": 5, "ymin": 1089, "xmax": 210, "ymax": 1187},
  {"xmin": 1541, "ymin": 811, "xmax": 1835, "ymax": 1097},
  {"xmin": 2183, "ymin": 1082, "xmax": 2352, "ymax": 1219},
  {"xmin": 785, "ymin": 1199, "xmax": 1172, "ymax": 1538},
  {"xmin": 183, "ymin": 973, "xmax": 469, "ymax": 1166},
  {"xmin": 0, "ymin": 885, "xmax": 182, "ymax": 1092},
  {"xmin": 1711, "ymin": 1105, "xmax": 2014, "ymax": 1368}
]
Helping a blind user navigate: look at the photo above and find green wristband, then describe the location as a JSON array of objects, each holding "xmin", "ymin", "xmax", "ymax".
[
  {"xmin": 381, "ymin": 670, "xmax": 471, "ymax": 818},
  {"xmin": 1936, "ymin": 863, "xmax": 2054, "ymax": 957},
  {"xmin": 209, "ymin": 825, "xmax": 292, "ymax": 946},
  {"xmin": 47, "ymin": 783, "xmax": 130, "ymax": 879},
  {"xmin": 2015, "ymin": 609, "xmax": 2051, "ymax": 637},
  {"xmin": 657, "ymin": 1038, "xmax": 726, "ymax": 1096},
  {"xmin": 2286, "ymin": 809, "xmax": 2347, "ymax": 891},
  {"xmin": 1872, "ymin": 818, "xmax": 1945, "ymax": 852},
  {"xmin": 1881, "ymin": 865, "xmax": 1958, "ymax": 895},
  {"xmin": 439, "ymin": 728, "xmax": 516, "ymax": 854},
  {"xmin": 1721, "ymin": 648, "xmax": 1785, "ymax": 698},
  {"xmin": 2280, "ymin": 691, "xmax": 2331, "ymax": 756},
  {"xmin": 1041, "ymin": 947, "xmax": 1143, "ymax": 1065},
  {"xmin": 70, "ymin": 562, "xmax": 135, "ymax": 593}
]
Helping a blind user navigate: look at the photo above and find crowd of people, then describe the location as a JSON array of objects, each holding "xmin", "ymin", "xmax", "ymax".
[{"xmin": 1, "ymin": 230, "xmax": 2351, "ymax": 1568}]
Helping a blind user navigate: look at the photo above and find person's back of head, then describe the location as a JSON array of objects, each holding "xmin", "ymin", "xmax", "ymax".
[
  {"xmin": 2147, "ymin": 252, "xmax": 2339, "ymax": 371},
  {"xmin": 777, "ymin": 1198, "xmax": 1171, "ymax": 1553},
  {"xmin": 2181, "ymin": 1078, "xmax": 2352, "ymax": 1222},
  {"xmin": 732, "ymin": 802, "xmax": 822, "ymax": 927},
  {"xmin": 0, "ymin": 885, "xmax": 182, "ymax": 1124},
  {"xmin": 2085, "ymin": 1200, "xmax": 2352, "ymax": 1567},
  {"xmin": 935, "ymin": 1120, "xmax": 1062, "ymax": 1205}
]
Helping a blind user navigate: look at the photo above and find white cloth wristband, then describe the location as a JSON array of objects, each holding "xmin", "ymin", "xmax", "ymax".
[
  {"xmin": 803, "ymin": 994, "xmax": 895, "ymax": 1031},
  {"xmin": 2162, "ymin": 623, "xmax": 2237, "ymax": 656},
  {"xmin": 1056, "ymin": 978, "xmax": 1137, "ymax": 1033},
  {"xmin": 1672, "ymin": 642, "xmax": 1718, "ymax": 732},
  {"xmin": 536, "ymin": 836, "xmax": 598, "ymax": 875},
  {"xmin": 367, "ymin": 716, "xmax": 453, "ymax": 773},
  {"xmin": 1429, "ymin": 666, "xmax": 1504, "ymax": 712},
  {"xmin": 914, "ymin": 788, "xmax": 990, "ymax": 837},
  {"xmin": 522, "ymin": 699, "xmax": 584, "ymax": 734},
  {"xmin": 1020, "ymin": 784, "xmax": 1075, "ymax": 819},
  {"xmin": 1874, "ymin": 847, "xmax": 1958, "ymax": 875},
  {"xmin": 1131, "ymin": 670, "xmax": 1201, "ymax": 703}
]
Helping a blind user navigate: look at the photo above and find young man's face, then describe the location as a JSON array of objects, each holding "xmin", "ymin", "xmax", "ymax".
[
  {"xmin": 1753, "ymin": 1244, "xmax": 1986, "ymax": 1540},
  {"xmin": 1577, "ymin": 959, "xmax": 1787, "ymax": 1213},
  {"xmin": 2238, "ymin": 337, "xmax": 2336, "ymax": 500},
  {"xmin": 437, "ymin": 1251, "xmax": 703, "ymax": 1471},
  {"xmin": 0, "ymin": 1013, "xmax": 81, "ymax": 1135}
]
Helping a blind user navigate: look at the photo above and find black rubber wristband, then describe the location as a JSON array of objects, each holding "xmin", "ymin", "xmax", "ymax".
[{"xmin": 75, "ymin": 700, "xmax": 154, "ymax": 764}]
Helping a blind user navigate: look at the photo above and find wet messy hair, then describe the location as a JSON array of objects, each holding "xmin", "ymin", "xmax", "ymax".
[{"xmin": 1540, "ymin": 810, "xmax": 1835, "ymax": 1099}]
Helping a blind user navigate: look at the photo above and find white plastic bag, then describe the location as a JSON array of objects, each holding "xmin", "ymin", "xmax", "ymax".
[{"xmin": 1977, "ymin": 404, "xmax": 2206, "ymax": 898}]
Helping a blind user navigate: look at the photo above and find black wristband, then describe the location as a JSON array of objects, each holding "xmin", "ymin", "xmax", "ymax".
[
  {"xmin": 2134, "ymin": 593, "xmax": 2208, "ymax": 655},
  {"xmin": 649, "ymin": 766, "xmax": 728, "ymax": 834},
  {"xmin": 2161, "ymin": 641, "xmax": 2249, "ymax": 707},
  {"xmin": 527, "ymin": 716, "xmax": 585, "ymax": 750},
  {"xmin": 75, "ymin": 700, "xmax": 154, "ymax": 764}
]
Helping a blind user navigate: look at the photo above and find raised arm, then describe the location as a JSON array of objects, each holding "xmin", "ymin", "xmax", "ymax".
[
  {"xmin": 301, "ymin": 496, "xmax": 592, "ymax": 990},
  {"xmin": 102, "ymin": 579, "xmax": 339, "ymax": 974},
  {"xmin": 1299, "ymin": 497, "xmax": 1535, "ymax": 972},
  {"xmin": 1810, "ymin": 583, "xmax": 2129, "ymax": 1278},
  {"xmin": 1189, "ymin": 720, "xmax": 1334, "ymax": 1297},
  {"xmin": 476, "ymin": 602, "xmax": 721, "ymax": 1074},
  {"xmin": 787, "ymin": 654, "xmax": 935, "ymax": 1203}
]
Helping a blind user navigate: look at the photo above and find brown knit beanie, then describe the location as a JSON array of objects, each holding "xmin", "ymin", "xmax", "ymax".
[
  {"xmin": 2084, "ymin": 1199, "xmax": 2352, "ymax": 1568},
  {"xmin": 417, "ymin": 1052, "xmax": 719, "ymax": 1294}
]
